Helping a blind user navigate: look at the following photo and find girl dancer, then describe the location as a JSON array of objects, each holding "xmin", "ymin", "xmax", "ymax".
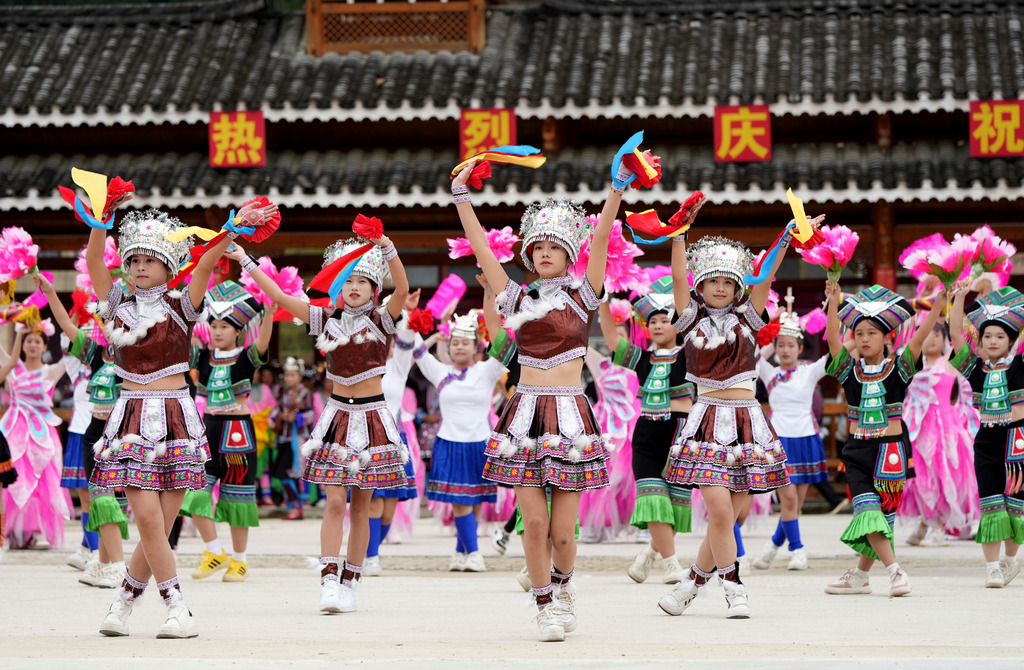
[
  {"xmin": 61, "ymin": 343, "xmax": 97, "ymax": 570},
  {"xmin": 660, "ymin": 229, "xmax": 792, "ymax": 619},
  {"xmin": 366, "ymin": 289, "xmax": 422, "ymax": 576},
  {"xmin": 183, "ymin": 281, "xmax": 274, "ymax": 583},
  {"xmin": 752, "ymin": 305, "xmax": 830, "ymax": 571},
  {"xmin": 599, "ymin": 287, "xmax": 693, "ymax": 585},
  {"xmin": 229, "ymin": 226, "xmax": 410, "ymax": 613},
  {"xmin": 87, "ymin": 204, "xmax": 269, "ymax": 637},
  {"xmin": 0, "ymin": 331, "xmax": 23, "ymax": 556},
  {"xmin": 823, "ymin": 282, "xmax": 944, "ymax": 598},
  {"xmin": 37, "ymin": 274, "xmax": 129, "ymax": 589},
  {"xmin": 404, "ymin": 310, "xmax": 505, "ymax": 573},
  {"xmin": 902, "ymin": 314, "xmax": 980, "ymax": 546},
  {"xmin": 949, "ymin": 282, "xmax": 1024, "ymax": 587},
  {"xmin": 272, "ymin": 357, "xmax": 315, "ymax": 519},
  {"xmin": 1, "ymin": 318, "xmax": 70, "ymax": 551},
  {"xmin": 452, "ymin": 152, "xmax": 624, "ymax": 642}
]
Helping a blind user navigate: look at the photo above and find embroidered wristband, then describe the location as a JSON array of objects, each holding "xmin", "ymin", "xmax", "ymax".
[
  {"xmin": 381, "ymin": 241, "xmax": 398, "ymax": 262},
  {"xmin": 241, "ymin": 255, "xmax": 258, "ymax": 273},
  {"xmin": 452, "ymin": 185, "xmax": 471, "ymax": 204}
]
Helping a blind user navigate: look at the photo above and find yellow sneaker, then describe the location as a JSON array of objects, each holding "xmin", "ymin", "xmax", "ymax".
[
  {"xmin": 223, "ymin": 558, "xmax": 249, "ymax": 582},
  {"xmin": 191, "ymin": 550, "xmax": 229, "ymax": 579}
]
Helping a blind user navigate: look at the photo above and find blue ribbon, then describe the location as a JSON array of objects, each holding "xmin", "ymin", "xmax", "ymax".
[
  {"xmin": 222, "ymin": 209, "xmax": 256, "ymax": 237},
  {"xmin": 326, "ymin": 255, "xmax": 367, "ymax": 307},
  {"xmin": 742, "ymin": 222, "xmax": 795, "ymax": 286},
  {"xmin": 74, "ymin": 197, "xmax": 114, "ymax": 230},
  {"xmin": 611, "ymin": 130, "xmax": 644, "ymax": 190}
]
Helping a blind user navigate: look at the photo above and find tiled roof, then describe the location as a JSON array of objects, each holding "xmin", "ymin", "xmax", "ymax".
[
  {"xmin": 2, "ymin": 0, "xmax": 1022, "ymax": 127},
  {"xmin": 3, "ymin": 141, "xmax": 1022, "ymax": 211}
]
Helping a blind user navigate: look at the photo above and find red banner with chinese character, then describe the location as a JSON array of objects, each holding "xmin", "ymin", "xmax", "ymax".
[
  {"xmin": 209, "ymin": 111, "xmax": 266, "ymax": 168},
  {"xmin": 459, "ymin": 108, "xmax": 516, "ymax": 161},
  {"xmin": 970, "ymin": 100, "xmax": 1024, "ymax": 157},
  {"xmin": 714, "ymin": 105, "xmax": 772, "ymax": 162}
]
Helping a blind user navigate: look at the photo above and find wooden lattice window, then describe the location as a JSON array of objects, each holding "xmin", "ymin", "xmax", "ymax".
[{"xmin": 307, "ymin": 0, "xmax": 486, "ymax": 55}]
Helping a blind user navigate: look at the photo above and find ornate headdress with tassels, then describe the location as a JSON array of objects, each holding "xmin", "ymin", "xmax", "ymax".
[
  {"xmin": 205, "ymin": 280, "xmax": 262, "ymax": 331},
  {"xmin": 118, "ymin": 210, "xmax": 193, "ymax": 272},
  {"xmin": 323, "ymin": 238, "xmax": 389, "ymax": 288},
  {"xmin": 838, "ymin": 285, "xmax": 914, "ymax": 336},
  {"xmin": 449, "ymin": 312, "xmax": 480, "ymax": 341},
  {"xmin": 966, "ymin": 286, "xmax": 1024, "ymax": 340},
  {"xmin": 687, "ymin": 236, "xmax": 755, "ymax": 293},
  {"xmin": 519, "ymin": 199, "xmax": 593, "ymax": 272},
  {"xmin": 283, "ymin": 356, "xmax": 305, "ymax": 373}
]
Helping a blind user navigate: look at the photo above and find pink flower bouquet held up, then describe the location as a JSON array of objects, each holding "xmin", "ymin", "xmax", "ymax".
[
  {"xmin": 0, "ymin": 227, "xmax": 41, "ymax": 282},
  {"xmin": 900, "ymin": 234, "xmax": 972, "ymax": 292},
  {"xmin": 795, "ymin": 224, "xmax": 859, "ymax": 283},
  {"xmin": 447, "ymin": 226, "xmax": 521, "ymax": 265}
]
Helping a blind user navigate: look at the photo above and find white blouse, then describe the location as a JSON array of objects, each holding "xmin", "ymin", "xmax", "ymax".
[
  {"xmin": 414, "ymin": 346, "xmax": 507, "ymax": 443},
  {"xmin": 757, "ymin": 356, "xmax": 827, "ymax": 438}
]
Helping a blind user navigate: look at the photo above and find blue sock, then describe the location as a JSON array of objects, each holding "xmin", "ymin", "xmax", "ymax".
[
  {"xmin": 771, "ymin": 519, "xmax": 787, "ymax": 548},
  {"xmin": 380, "ymin": 522, "xmax": 392, "ymax": 542},
  {"xmin": 782, "ymin": 519, "xmax": 803, "ymax": 550},
  {"xmin": 454, "ymin": 513, "xmax": 479, "ymax": 554},
  {"xmin": 81, "ymin": 513, "xmax": 99, "ymax": 551},
  {"xmin": 733, "ymin": 522, "xmax": 746, "ymax": 557},
  {"xmin": 366, "ymin": 517, "xmax": 382, "ymax": 558}
]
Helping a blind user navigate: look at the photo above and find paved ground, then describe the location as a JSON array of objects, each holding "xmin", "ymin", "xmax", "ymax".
[{"xmin": 2, "ymin": 513, "xmax": 1023, "ymax": 668}]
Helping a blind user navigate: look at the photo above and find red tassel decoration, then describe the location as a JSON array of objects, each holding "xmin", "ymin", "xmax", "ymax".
[
  {"xmin": 668, "ymin": 191, "xmax": 707, "ymax": 227},
  {"xmin": 467, "ymin": 161, "xmax": 492, "ymax": 189},
  {"xmin": 352, "ymin": 214, "xmax": 385, "ymax": 240},
  {"xmin": 238, "ymin": 196, "xmax": 280, "ymax": 243}
]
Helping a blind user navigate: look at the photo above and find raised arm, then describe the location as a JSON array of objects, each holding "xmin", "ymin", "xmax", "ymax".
[
  {"xmin": 671, "ymin": 237, "xmax": 691, "ymax": 314},
  {"xmin": 0, "ymin": 331, "xmax": 24, "ymax": 383},
  {"xmin": 34, "ymin": 274, "xmax": 79, "ymax": 342},
  {"xmin": 585, "ymin": 187, "xmax": 624, "ymax": 296},
  {"xmin": 377, "ymin": 235, "xmax": 409, "ymax": 323},
  {"xmin": 949, "ymin": 279, "xmax": 969, "ymax": 353},
  {"xmin": 825, "ymin": 280, "xmax": 844, "ymax": 359},
  {"xmin": 225, "ymin": 244, "xmax": 311, "ymax": 324},
  {"xmin": 598, "ymin": 300, "xmax": 622, "ymax": 353},
  {"xmin": 451, "ymin": 161, "xmax": 510, "ymax": 293},
  {"xmin": 255, "ymin": 302, "xmax": 275, "ymax": 357},
  {"xmin": 477, "ymin": 274, "xmax": 503, "ymax": 347},
  {"xmin": 86, "ymin": 228, "xmax": 114, "ymax": 301},
  {"xmin": 189, "ymin": 236, "xmax": 234, "ymax": 312},
  {"xmin": 906, "ymin": 287, "xmax": 948, "ymax": 361}
]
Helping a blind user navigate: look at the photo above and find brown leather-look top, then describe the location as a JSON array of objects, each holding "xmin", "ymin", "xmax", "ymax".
[
  {"xmin": 309, "ymin": 302, "xmax": 396, "ymax": 385},
  {"xmin": 499, "ymin": 276, "xmax": 602, "ymax": 370},
  {"xmin": 675, "ymin": 297, "xmax": 768, "ymax": 390}
]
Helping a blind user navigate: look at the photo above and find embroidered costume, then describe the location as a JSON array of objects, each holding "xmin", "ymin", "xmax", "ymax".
[
  {"xmin": 271, "ymin": 374, "xmax": 315, "ymax": 516},
  {"xmin": 828, "ymin": 286, "xmax": 918, "ymax": 560},
  {"xmin": 485, "ymin": 275, "xmax": 609, "ymax": 491},
  {"xmin": 951, "ymin": 287, "xmax": 1024, "ymax": 547},
  {"xmin": 757, "ymin": 356, "xmax": 830, "ymax": 484},
  {"xmin": 90, "ymin": 211, "xmax": 210, "ymax": 492}
]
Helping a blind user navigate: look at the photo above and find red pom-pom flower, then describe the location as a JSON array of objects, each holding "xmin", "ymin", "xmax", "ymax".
[
  {"xmin": 103, "ymin": 177, "xmax": 135, "ymax": 218},
  {"xmin": 668, "ymin": 191, "xmax": 707, "ymax": 227},
  {"xmin": 467, "ymin": 161, "xmax": 492, "ymax": 189},
  {"xmin": 353, "ymin": 214, "xmax": 384, "ymax": 240},
  {"xmin": 70, "ymin": 289, "xmax": 93, "ymax": 327},
  {"xmin": 622, "ymin": 151, "xmax": 663, "ymax": 189},
  {"xmin": 237, "ymin": 196, "xmax": 281, "ymax": 243},
  {"xmin": 757, "ymin": 319, "xmax": 781, "ymax": 347},
  {"xmin": 408, "ymin": 308, "xmax": 435, "ymax": 336}
]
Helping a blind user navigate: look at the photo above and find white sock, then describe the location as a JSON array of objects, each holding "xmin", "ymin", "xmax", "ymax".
[
  {"xmin": 886, "ymin": 563, "xmax": 901, "ymax": 577},
  {"xmin": 854, "ymin": 568, "xmax": 870, "ymax": 580},
  {"xmin": 205, "ymin": 539, "xmax": 223, "ymax": 554},
  {"xmin": 111, "ymin": 560, "xmax": 125, "ymax": 568},
  {"xmin": 1005, "ymin": 555, "xmax": 1019, "ymax": 566},
  {"xmin": 234, "ymin": 552, "xmax": 246, "ymax": 563},
  {"xmin": 987, "ymin": 561, "xmax": 1002, "ymax": 571}
]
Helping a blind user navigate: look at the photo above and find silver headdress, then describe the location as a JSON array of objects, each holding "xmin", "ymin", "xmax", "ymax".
[
  {"xmin": 323, "ymin": 238, "xmax": 390, "ymax": 288},
  {"xmin": 449, "ymin": 312, "xmax": 480, "ymax": 341},
  {"xmin": 117, "ymin": 210, "xmax": 193, "ymax": 272},
  {"xmin": 687, "ymin": 236, "xmax": 754, "ymax": 293},
  {"xmin": 519, "ymin": 199, "xmax": 593, "ymax": 272},
  {"xmin": 778, "ymin": 288, "xmax": 803, "ymax": 339}
]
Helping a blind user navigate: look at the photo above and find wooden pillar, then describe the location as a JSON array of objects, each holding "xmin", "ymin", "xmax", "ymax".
[
  {"xmin": 874, "ymin": 112, "xmax": 893, "ymax": 150},
  {"xmin": 872, "ymin": 201, "xmax": 896, "ymax": 289}
]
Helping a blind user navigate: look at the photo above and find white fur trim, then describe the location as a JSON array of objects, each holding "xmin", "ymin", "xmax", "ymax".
[
  {"xmin": 166, "ymin": 290, "xmax": 183, "ymax": 299},
  {"xmin": 566, "ymin": 447, "xmax": 582, "ymax": 462},
  {"xmin": 520, "ymin": 436, "xmax": 536, "ymax": 450},
  {"xmin": 300, "ymin": 438, "xmax": 322, "ymax": 459},
  {"xmin": 357, "ymin": 450, "xmax": 371, "ymax": 467},
  {"xmin": 670, "ymin": 443, "xmax": 683, "ymax": 457},
  {"xmin": 725, "ymin": 453, "xmax": 736, "ymax": 465},
  {"xmin": 92, "ymin": 438, "xmax": 106, "ymax": 455}
]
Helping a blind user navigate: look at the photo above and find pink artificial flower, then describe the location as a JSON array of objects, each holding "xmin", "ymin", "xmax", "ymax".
[
  {"xmin": 766, "ymin": 288, "xmax": 780, "ymax": 320},
  {"xmin": 446, "ymin": 236, "xmax": 475, "ymax": 261},
  {"xmin": 898, "ymin": 233, "xmax": 946, "ymax": 280},
  {"xmin": 573, "ymin": 218, "xmax": 644, "ymax": 293},
  {"xmin": 241, "ymin": 257, "xmax": 304, "ymax": 306},
  {"xmin": 800, "ymin": 307, "xmax": 827, "ymax": 335},
  {"xmin": 447, "ymin": 227, "xmax": 521, "ymax": 265},
  {"xmin": 609, "ymin": 298, "xmax": 632, "ymax": 324},
  {"xmin": 901, "ymin": 234, "xmax": 971, "ymax": 290},
  {"xmin": 0, "ymin": 227, "xmax": 40, "ymax": 282},
  {"xmin": 796, "ymin": 224, "xmax": 859, "ymax": 282},
  {"xmin": 967, "ymin": 225, "xmax": 1016, "ymax": 276}
]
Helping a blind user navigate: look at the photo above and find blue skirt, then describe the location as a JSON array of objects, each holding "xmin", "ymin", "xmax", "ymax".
[
  {"xmin": 61, "ymin": 431, "xmax": 89, "ymax": 489},
  {"xmin": 427, "ymin": 437, "xmax": 497, "ymax": 505},
  {"xmin": 373, "ymin": 432, "xmax": 418, "ymax": 501},
  {"xmin": 780, "ymin": 435, "xmax": 829, "ymax": 485}
]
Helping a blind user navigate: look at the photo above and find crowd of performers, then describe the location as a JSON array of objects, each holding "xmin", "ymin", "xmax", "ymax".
[{"xmin": 0, "ymin": 143, "xmax": 1020, "ymax": 642}]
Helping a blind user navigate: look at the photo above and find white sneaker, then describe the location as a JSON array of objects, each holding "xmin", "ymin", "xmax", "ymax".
[
  {"xmin": 662, "ymin": 556, "xmax": 685, "ymax": 584},
  {"xmin": 825, "ymin": 568, "xmax": 872, "ymax": 595},
  {"xmin": 889, "ymin": 567, "xmax": 912, "ymax": 596},
  {"xmin": 363, "ymin": 555, "xmax": 382, "ymax": 577},
  {"xmin": 68, "ymin": 546, "xmax": 91, "ymax": 571},
  {"xmin": 337, "ymin": 583, "xmax": 358, "ymax": 613},
  {"xmin": 320, "ymin": 580, "xmax": 342, "ymax": 613},
  {"xmin": 786, "ymin": 547, "xmax": 809, "ymax": 571},
  {"xmin": 516, "ymin": 566, "xmax": 532, "ymax": 592},
  {"xmin": 491, "ymin": 528, "xmax": 510, "ymax": 555},
  {"xmin": 752, "ymin": 540, "xmax": 780, "ymax": 570},
  {"xmin": 464, "ymin": 551, "xmax": 487, "ymax": 573},
  {"xmin": 448, "ymin": 552, "xmax": 467, "ymax": 572},
  {"xmin": 156, "ymin": 603, "xmax": 199, "ymax": 638},
  {"xmin": 920, "ymin": 527, "xmax": 949, "ymax": 547},
  {"xmin": 96, "ymin": 562, "xmax": 125, "ymax": 589},
  {"xmin": 737, "ymin": 555, "xmax": 751, "ymax": 574},
  {"xmin": 554, "ymin": 581, "xmax": 577, "ymax": 633},
  {"xmin": 986, "ymin": 565, "xmax": 1006, "ymax": 588},
  {"xmin": 905, "ymin": 523, "xmax": 927, "ymax": 546},
  {"xmin": 722, "ymin": 581, "xmax": 751, "ymax": 619},
  {"xmin": 627, "ymin": 545, "xmax": 658, "ymax": 583},
  {"xmin": 99, "ymin": 599, "xmax": 133, "ymax": 636},
  {"xmin": 534, "ymin": 605, "xmax": 565, "ymax": 642},
  {"xmin": 79, "ymin": 559, "xmax": 104, "ymax": 587},
  {"xmin": 658, "ymin": 579, "xmax": 700, "ymax": 616},
  {"xmin": 1000, "ymin": 558, "xmax": 1021, "ymax": 585}
]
